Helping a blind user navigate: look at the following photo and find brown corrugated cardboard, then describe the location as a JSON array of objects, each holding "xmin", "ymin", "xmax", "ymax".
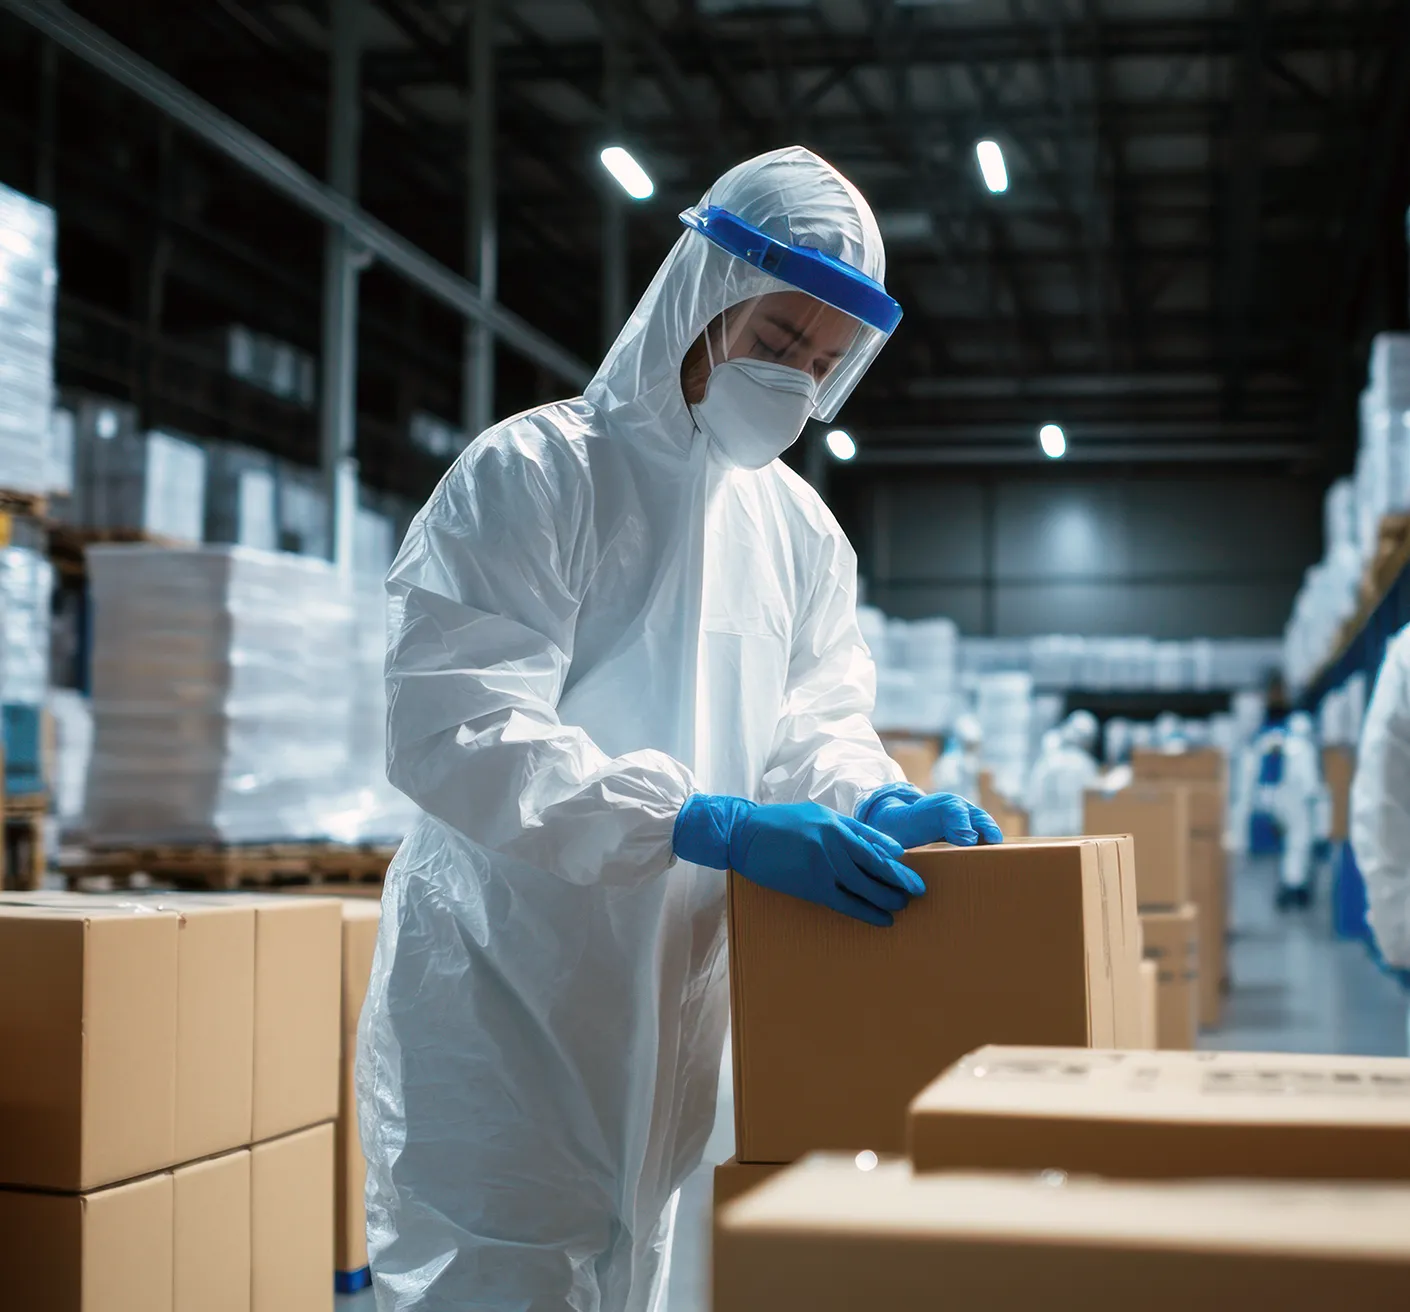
[
  {"xmin": 252, "ymin": 1122, "xmax": 335, "ymax": 1312},
  {"xmin": 249, "ymin": 899, "xmax": 342, "ymax": 1142},
  {"xmin": 1083, "ymin": 786, "xmax": 1190, "ymax": 907},
  {"xmin": 1139, "ymin": 959, "xmax": 1158, "ymax": 1049},
  {"xmin": 909, "ymin": 1045, "xmax": 1410, "ymax": 1181},
  {"xmin": 1324, "ymin": 746, "xmax": 1356, "ymax": 842},
  {"xmin": 727, "ymin": 838, "xmax": 1141, "ymax": 1163},
  {"xmin": 174, "ymin": 1150, "xmax": 250, "ymax": 1312},
  {"xmin": 0, "ymin": 903, "xmax": 180, "ymax": 1190},
  {"xmin": 1131, "ymin": 746, "xmax": 1228, "ymax": 785},
  {"xmin": 713, "ymin": 1156, "xmax": 1410, "ymax": 1312},
  {"xmin": 978, "ymin": 771, "xmax": 1030, "ymax": 837},
  {"xmin": 0, "ymin": 1171, "xmax": 175, "ymax": 1312},
  {"xmin": 714, "ymin": 1158, "xmax": 786, "ymax": 1212},
  {"xmin": 1141, "ymin": 904, "xmax": 1199, "ymax": 1050},
  {"xmin": 337, "ymin": 901, "xmax": 380, "ymax": 1275}
]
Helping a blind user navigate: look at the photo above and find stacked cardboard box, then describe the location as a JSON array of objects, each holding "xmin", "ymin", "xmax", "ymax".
[
  {"xmin": 0, "ymin": 894, "xmax": 341, "ymax": 1311},
  {"xmin": 715, "ymin": 1044, "xmax": 1410, "ymax": 1309},
  {"xmin": 877, "ymin": 733, "xmax": 939, "ymax": 790},
  {"xmin": 977, "ymin": 769, "xmax": 1030, "ymax": 838},
  {"xmin": 334, "ymin": 899, "xmax": 380, "ymax": 1290},
  {"xmin": 723, "ymin": 838, "xmax": 1142, "ymax": 1181},
  {"xmin": 1084, "ymin": 780, "xmax": 1202, "ymax": 1047}
]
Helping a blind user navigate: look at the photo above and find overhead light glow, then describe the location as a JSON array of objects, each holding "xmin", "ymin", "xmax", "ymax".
[
  {"xmin": 975, "ymin": 139, "xmax": 1009, "ymax": 194},
  {"xmin": 855, "ymin": 1150, "xmax": 879, "ymax": 1172},
  {"xmin": 1039, "ymin": 423, "xmax": 1067, "ymax": 459},
  {"xmin": 825, "ymin": 429, "xmax": 857, "ymax": 461},
  {"xmin": 599, "ymin": 146, "xmax": 654, "ymax": 200}
]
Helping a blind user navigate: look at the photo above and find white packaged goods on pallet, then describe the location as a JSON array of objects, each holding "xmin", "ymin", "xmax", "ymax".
[
  {"xmin": 47, "ymin": 688, "xmax": 92, "ymax": 832},
  {"xmin": 70, "ymin": 414, "xmax": 208, "ymax": 542},
  {"xmin": 0, "ymin": 183, "xmax": 57, "ymax": 496},
  {"xmin": 0, "ymin": 546, "xmax": 53, "ymax": 705},
  {"xmin": 277, "ymin": 463, "xmax": 329, "ymax": 557},
  {"xmin": 348, "ymin": 581, "xmax": 417, "ymax": 842},
  {"xmin": 85, "ymin": 547, "xmax": 359, "ymax": 844},
  {"xmin": 225, "ymin": 324, "xmax": 316, "ymax": 407},
  {"xmin": 204, "ymin": 441, "xmax": 279, "ymax": 551}
]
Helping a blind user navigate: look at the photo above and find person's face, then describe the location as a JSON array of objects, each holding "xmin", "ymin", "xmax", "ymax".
[{"xmin": 680, "ymin": 291, "xmax": 859, "ymax": 405}]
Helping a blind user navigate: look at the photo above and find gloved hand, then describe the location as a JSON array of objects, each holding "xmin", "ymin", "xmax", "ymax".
[
  {"xmin": 857, "ymin": 782, "xmax": 1004, "ymax": 850},
  {"xmin": 673, "ymin": 794, "xmax": 924, "ymax": 927}
]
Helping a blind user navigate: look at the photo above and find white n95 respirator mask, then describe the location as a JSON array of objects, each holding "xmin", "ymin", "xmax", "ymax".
[{"xmin": 690, "ymin": 358, "xmax": 817, "ymax": 470}]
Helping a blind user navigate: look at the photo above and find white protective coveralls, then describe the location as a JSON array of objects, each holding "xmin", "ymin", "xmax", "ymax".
[
  {"xmin": 356, "ymin": 146, "xmax": 906, "ymax": 1311},
  {"xmin": 1275, "ymin": 711, "xmax": 1323, "ymax": 893},
  {"xmin": 1352, "ymin": 625, "xmax": 1410, "ymax": 966},
  {"xmin": 1025, "ymin": 712, "xmax": 1099, "ymax": 837},
  {"xmin": 932, "ymin": 712, "xmax": 982, "ymax": 801}
]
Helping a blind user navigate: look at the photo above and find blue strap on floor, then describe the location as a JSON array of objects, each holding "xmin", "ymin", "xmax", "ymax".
[{"xmin": 336, "ymin": 1267, "xmax": 372, "ymax": 1295}]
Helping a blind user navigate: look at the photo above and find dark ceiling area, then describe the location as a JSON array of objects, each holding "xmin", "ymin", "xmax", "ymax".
[{"xmin": 2, "ymin": 0, "xmax": 1409, "ymax": 499}]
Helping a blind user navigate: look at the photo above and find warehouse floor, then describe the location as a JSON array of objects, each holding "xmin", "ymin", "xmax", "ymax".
[{"xmin": 336, "ymin": 853, "xmax": 1408, "ymax": 1311}]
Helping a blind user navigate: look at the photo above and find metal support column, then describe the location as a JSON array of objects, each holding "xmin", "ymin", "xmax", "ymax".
[
  {"xmin": 321, "ymin": 0, "xmax": 362, "ymax": 572},
  {"xmin": 601, "ymin": 12, "xmax": 627, "ymax": 353},
  {"xmin": 464, "ymin": 0, "xmax": 497, "ymax": 438}
]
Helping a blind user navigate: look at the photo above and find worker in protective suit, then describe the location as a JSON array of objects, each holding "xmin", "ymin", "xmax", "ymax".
[
  {"xmin": 356, "ymin": 147, "xmax": 1002, "ymax": 1312},
  {"xmin": 1274, "ymin": 711, "xmax": 1323, "ymax": 908},
  {"xmin": 1026, "ymin": 711, "xmax": 1100, "ymax": 837},
  {"xmin": 1352, "ymin": 625, "xmax": 1410, "ymax": 966},
  {"xmin": 933, "ymin": 712, "xmax": 983, "ymax": 801}
]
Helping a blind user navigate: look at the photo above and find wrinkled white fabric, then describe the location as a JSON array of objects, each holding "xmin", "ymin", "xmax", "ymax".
[
  {"xmin": 356, "ymin": 145, "xmax": 903, "ymax": 1312},
  {"xmin": 690, "ymin": 358, "xmax": 817, "ymax": 470},
  {"xmin": 1352, "ymin": 627, "xmax": 1410, "ymax": 965},
  {"xmin": 1275, "ymin": 713, "xmax": 1322, "ymax": 891}
]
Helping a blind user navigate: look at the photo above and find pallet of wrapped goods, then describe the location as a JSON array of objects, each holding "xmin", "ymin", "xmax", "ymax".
[
  {"xmin": 714, "ymin": 1157, "xmax": 1410, "ymax": 1311},
  {"xmin": 727, "ymin": 837, "xmax": 1142, "ymax": 1164},
  {"xmin": 908, "ymin": 1045, "xmax": 1410, "ymax": 1181}
]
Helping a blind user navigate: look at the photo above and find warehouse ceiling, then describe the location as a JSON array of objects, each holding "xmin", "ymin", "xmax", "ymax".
[{"xmin": 2, "ymin": 0, "xmax": 1410, "ymax": 485}]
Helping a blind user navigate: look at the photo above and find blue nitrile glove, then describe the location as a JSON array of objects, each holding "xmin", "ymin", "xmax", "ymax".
[
  {"xmin": 673, "ymin": 794, "xmax": 924, "ymax": 928},
  {"xmin": 856, "ymin": 782, "xmax": 1005, "ymax": 849}
]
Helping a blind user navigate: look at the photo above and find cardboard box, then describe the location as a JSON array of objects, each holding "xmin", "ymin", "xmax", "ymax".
[
  {"xmin": 1141, "ymin": 905, "xmax": 1199, "ymax": 1050},
  {"xmin": 908, "ymin": 1046, "xmax": 1410, "ymax": 1181},
  {"xmin": 174, "ymin": 1150, "xmax": 251, "ymax": 1312},
  {"xmin": 727, "ymin": 838, "xmax": 1141, "ymax": 1163},
  {"xmin": 978, "ymin": 771, "xmax": 1030, "ymax": 839},
  {"xmin": 879, "ymin": 734, "xmax": 939, "ymax": 789},
  {"xmin": 0, "ymin": 903, "xmax": 180, "ymax": 1190},
  {"xmin": 337, "ymin": 901, "xmax": 380, "ymax": 1276},
  {"xmin": 0, "ymin": 1171, "xmax": 175, "ymax": 1312},
  {"xmin": 1139, "ymin": 959, "xmax": 1158, "ymax": 1049},
  {"xmin": 713, "ymin": 1156, "xmax": 1410, "ymax": 1311},
  {"xmin": 1083, "ymin": 785, "xmax": 1190, "ymax": 907},
  {"xmin": 249, "ymin": 898, "xmax": 342, "ymax": 1142},
  {"xmin": 1324, "ymin": 746, "xmax": 1356, "ymax": 842},
  {"xmin": 1131, "ymin": 747, "xmax": 1227, "ymax": 786},
  {"xmin": 252, "ymin": 1123, "xmax": 335, "ymax": 1312},
  {"xmin": 714, "ymin": 1158, "xmax": 786, "ymax": 1212}
]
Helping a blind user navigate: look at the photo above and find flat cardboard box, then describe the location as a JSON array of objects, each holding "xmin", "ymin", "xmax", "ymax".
[
  {"xmin": 909, "ymin": 1045, "xmax": 1410, "ymax": 1181},
  {"xmin": 1189, "ymin": 832, "xmax": 1226, "ymax": 1027},
  {"xmin": 1324, "ymin": 746, "xmax": 1355, "ymax": 842},
  {"xmin": 1131, "ymin": 747, "xmax": 1228, "ymax": 786},
  {"xmin": 727, "ymin": 838, "xmax": 1141, "ymax": 1163},
  {"xmin": 714, "ymin": 1158, "xmax": 786, "ymax": 1212},
  {"xmin": 0, "ymin": 1171, "xmax": 175, "ymax": 1312},
  {"xmin": 1141, "ymin": 905, "xmax": 1199, "ymax": 1050},
  {"xmin": 1139, "ymin": 959, "xmax": 1158, "ymax": 1049},
  {"xmin": 174, "ymin": 1150, "xmax": 250, "ymax": 1312},
  {"xmin": 337, "ymin": 901, "xmax": 380, "ymax": 1276},
  {"xmin": 252, "ymin": 1122, "xmax": 335, "ymax": 1312},
  {"xmin": 879, "ymin": 734, "xmax": 939, "ymax": 789},
  {"xmin": 713, "ymin": 1156, "xmax": 1410, "ymax": 1311},
  {"xmin": 0, "ymin": 902, "xmax": 180, "ymax": 1190},
  {"xmin": 1083, "ymin": 786, "xmax": 1190, "ymax": 907}
]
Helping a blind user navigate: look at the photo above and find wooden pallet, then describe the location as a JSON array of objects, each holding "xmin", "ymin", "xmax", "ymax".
[
  {"xmin": 60, "ymin": 840, "xmax": 396, "ymax": 890},
  {"xmin": 3, "ymin": 794, "xmax": 49, "ymax": 891},
  {"xmin": 46, "ymin": 524, "xmax": 186, "ymax": 579},
  {"xmin": 0, "ymin": 489, "xmax": 48, "ymax": 520}
]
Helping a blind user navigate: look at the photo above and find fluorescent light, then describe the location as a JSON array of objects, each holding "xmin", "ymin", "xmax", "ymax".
[
  {"xmin": 825, "ymin": 429, "xmax": 857, "ymax": 461},
  {"xmin": 854, "ymin": 1150, "xmax": 879, "ymax": 1171},
  {"xmin": 975, "ymin": 139, "xmax": 1009, "ymax": 194},
  {"xmin": 1039, "ymin": 423, "xmax": 1066, "ymax": 458},
  {"xmin": 599, "ymin": 146, "xmax": 654, "ymax": 200}
]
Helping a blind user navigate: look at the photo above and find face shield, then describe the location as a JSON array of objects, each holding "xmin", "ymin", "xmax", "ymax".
[{"xmin": 678, "ymin": 205, "xmax": 902, "ymax": 425}]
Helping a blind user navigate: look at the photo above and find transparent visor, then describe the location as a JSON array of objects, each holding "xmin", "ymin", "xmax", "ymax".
[
  {"xmin": 678, "ymin": 205, "xmax": 901, "ymax": 423},
  {"xmin": 681, "ymin": 289, "xmax": 885, "ymax": 423}
]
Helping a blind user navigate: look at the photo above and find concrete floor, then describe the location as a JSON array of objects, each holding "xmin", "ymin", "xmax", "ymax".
[{"xmin": 338, "ymin": 853, "xmax": 1409, "ymax": 1312}]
